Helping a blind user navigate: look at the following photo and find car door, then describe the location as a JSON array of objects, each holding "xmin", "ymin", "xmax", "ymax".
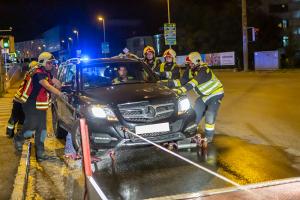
[
  {"xmin": 56, "ymin": 64, "xmax": 68, "ymax": 127},
  {"xmin": 60, "ymin": 64, "xmax": 77, "ymax": 129}
]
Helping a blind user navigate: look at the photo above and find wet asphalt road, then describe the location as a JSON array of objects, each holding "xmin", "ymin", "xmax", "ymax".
[{"xmin": 93, "ymin": 135, "xmax": 300, "ymax": 200}]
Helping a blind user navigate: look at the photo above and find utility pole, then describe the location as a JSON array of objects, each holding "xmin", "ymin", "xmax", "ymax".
[
  {"xmin": 242, "ymin": 0, "xmax": 249, "ymax": 71},
  {"xmin": 167, "ymin": 0, "xmax": 172, "ymax": 49}
]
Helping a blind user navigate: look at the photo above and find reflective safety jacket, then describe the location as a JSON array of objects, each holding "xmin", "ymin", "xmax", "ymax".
[
  {"xmin": 112, "ymin": 76, "xmax": 134, "ymax": 84},
  {"xmin": 144, "ymin": 58, "xmax": 162, "ymax": 71},
  {"xmin": 176, "ymin": 66, "xmax": 224, "ymax": 102},
  {"xmin": 167, "ymin": 68, "xmax": 199, "ymax": 88},
  {"xmin": 154, "ymin": 62, "xmax": 180, "ymax": 80},
  {"xmin": 15, "ymin": 67, "xmax": 52, "ymax": 110}
]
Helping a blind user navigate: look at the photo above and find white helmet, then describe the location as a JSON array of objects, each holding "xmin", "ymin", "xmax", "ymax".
[
  {"xmin": 163, "ymin": 48, "xmax": 176, "ymax": 60},
  {"xmin": 38, "ymin": 52, "xmax": 56, "ymax": 67},
  {"xmin": 185, "ymin": 52, "xmax": 203, "ymax": 66}
]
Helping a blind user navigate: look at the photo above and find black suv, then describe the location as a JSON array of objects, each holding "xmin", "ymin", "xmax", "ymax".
[{"xmin": 52, "ymin": 57, "xmax": 197, "ymax": 153}]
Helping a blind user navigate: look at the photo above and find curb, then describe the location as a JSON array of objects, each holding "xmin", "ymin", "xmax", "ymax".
[{"xmin": 10, "ymin": 141, "xmax": 31, "ymax": 200}]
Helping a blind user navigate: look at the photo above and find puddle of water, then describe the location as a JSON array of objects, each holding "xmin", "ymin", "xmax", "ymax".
[{"xmin": 214, "ymin": 135, "xmax": 300, "ymax": 184}]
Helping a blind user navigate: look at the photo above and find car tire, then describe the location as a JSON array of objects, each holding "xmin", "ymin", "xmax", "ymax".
[
  {"xmin": 52, "ymin": 107, "xmax": 68, "ymax": 139},
  {"xmin": 71, "ymin": 121, "xmax": 82, "ymax": 153}
]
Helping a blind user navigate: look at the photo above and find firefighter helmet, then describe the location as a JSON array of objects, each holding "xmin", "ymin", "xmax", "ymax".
[
  {"xmin": 29, "ymin": 61, "xmax": 39, "ymax": 68},
  {"xmin": 185, "ymin": 52, "xmax": 202, "ymax": 66},
  {"xmin": 143, "ymin": 46, "xmax": 155, "ymax": 56},
  {"xmin": 38, "ymin": 52, "xmax": 55, "ymax": 67},
  {"xmin": 163, "ymin": 48, "xmax": 176, "ymax": 59}
]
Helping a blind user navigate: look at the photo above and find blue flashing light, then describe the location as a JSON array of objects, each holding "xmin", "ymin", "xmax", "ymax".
[{"xmin": 81, "ymin": 56, "xmax": 90, "ymax": 62}]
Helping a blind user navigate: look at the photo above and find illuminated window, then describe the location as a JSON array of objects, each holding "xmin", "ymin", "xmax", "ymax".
[
  {"xmin": 294, "ymin": 27, "xmax": 300, "ymax": 34},
  {"xmin": 283, "ymin": 36, "xmax": 289, "ymax": 47},
  {"xmin": 282, "ymin": 19, "xmax": 288, "ymax": 28},
  {"xmin": 294, "ymin": 11, "xmax": 300, "ymax": 18}
]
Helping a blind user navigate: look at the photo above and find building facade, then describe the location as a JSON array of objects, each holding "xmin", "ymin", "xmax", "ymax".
[{"xmin": 262, "ymin": 0, "xmax": 300, "ymax": 48}]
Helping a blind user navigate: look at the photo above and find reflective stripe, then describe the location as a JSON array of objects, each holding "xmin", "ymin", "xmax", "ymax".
[
  {"xmin": 20, "ymin": 97, "xmax": 27, "ymax": 102},
  {"xmin": 7, "ymin": 123, "xmax": 14, "ymax": 129},
  {"xmin": 202, "ymin": 89, "xmax": 224, "ymax": 103},
  {"xmin": 23, "ymin": 77, "xmax": 32, "ymax": 96},
  {"xmin": 165, "ymin": 71, "xmax": 172, "ymax": 79},
  {"xmin": 36, "ymin": 102, "xmax": 49, "ymax": 105},
  {"xmin": 174, "ymin": 80, "xmax": 181, "ymax": 87},
  {"xmin": 202, "ymin": 81, "xmax": 221, "ymax": 95},
  {"xmin": 36, "ymin": 106, "xmax": 49, "ymax": 110},
  {"xmin": 160, "ymin": 63, "xmax": 165, "ymax": 72},
  {"xmin": 198, "ymin": 79, "xmax": 215, "ymax": 91},
  {"xmin": 189, "ymin": 79, "xmax": 199, "ymax": 87},
  {"xmin": 205, "ymin": 123, "xmax": 215, "ymax": 131},
  {"xmin": 180, "ymin": 87, "xmax": 187, "ymax": 93}
]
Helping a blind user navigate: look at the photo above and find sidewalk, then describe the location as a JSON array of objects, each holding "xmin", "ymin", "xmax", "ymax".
[{"xmin": 0, "ymin": 86, "xmax": 20, "ymax": 199}]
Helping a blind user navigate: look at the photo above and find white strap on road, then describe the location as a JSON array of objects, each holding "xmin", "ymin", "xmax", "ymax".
[
  {"xmin": 125, "ymin": 129, "xmax": 241, "ymax": 187},
  {"xmin": 88, "ymin": 176, "xmax": 109, "ymax": 200}
]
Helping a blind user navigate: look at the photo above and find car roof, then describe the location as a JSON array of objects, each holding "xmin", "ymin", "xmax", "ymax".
[{"xmin": 80, "ymin": 57, "xmax": 142, "ymax": 66}]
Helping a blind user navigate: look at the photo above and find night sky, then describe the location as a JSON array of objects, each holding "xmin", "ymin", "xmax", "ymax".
[
  {"xmin": 0, "ymin": 0, "xmax": 171, "ymax": 55},
  {"xmin": 0, "ymin": 0, "xmax": 167, "ymax": 41}
]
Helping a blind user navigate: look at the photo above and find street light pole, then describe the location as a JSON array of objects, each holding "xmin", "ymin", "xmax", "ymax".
[
  {"xmin": 0, "ymin": 27, "xmax": 13, "ymax": 32},
  {"xmin": 242, "ymin": 0, "xmax": 249, "ymax": 71},
  {"xmin": 167, "ymin": 0, "xmax": 171, "ymax": 24},
  {"xmin": 166, "ymin": 0, "xmax": 172, "ymax": 49},
  {"xmin": 98, "ymin": 17, "xmax": 107, "ymax": 57},
  {"xmin": 103, "ymin": 19, "xmax": 106, "ymax": 43},
  {"xmin": 73, "ymin": 30, "xmax": 79, "ymax": 43}
]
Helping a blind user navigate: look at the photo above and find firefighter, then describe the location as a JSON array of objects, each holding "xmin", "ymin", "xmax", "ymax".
[
  {"xmin": 172, "ymin": 52, "xmax": 224, "ymax": 143},
  {"xmin": 13, "ymin": 52, "xmax": 64, "ymax": 162},
  {"xmin": 143, "ymin": 46, "xmax": 161, "ymax": 71},
  {"xmin": 6, "ymin": 61, "xmax": 39, "ymax": 138},
  {"xmin": 155, "ymin": 48, "xmax": 180, "ymax": 80}
]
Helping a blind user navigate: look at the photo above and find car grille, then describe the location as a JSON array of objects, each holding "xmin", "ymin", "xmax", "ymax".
[{"xmin": 118, "ymin": 101, "xmax": 175, "ymax": 123}]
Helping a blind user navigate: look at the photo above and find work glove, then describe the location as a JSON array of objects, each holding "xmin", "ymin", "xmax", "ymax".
[
  {"xmin": 59, "ymin": 93, "xmax": 69, "ymax": 102},
  {"xmin": 157, "ymin": 80, "xmax": 168, "ymax": 87},
  {"xmin": 172, "ymin": 88, "xmax": 183, "ymax": 95}
]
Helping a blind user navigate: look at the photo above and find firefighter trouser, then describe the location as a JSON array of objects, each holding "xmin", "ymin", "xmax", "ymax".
[
  {"xmin": 21, "ymin": 100, "xmax": 47, "ymax": 156},
  {"xmin": 7, "ymin": 100, "xmax": 25, "ymax": 136},
  {"xmin": 194, "ymin": 94, "xmax": 223, "ymax": 138}
]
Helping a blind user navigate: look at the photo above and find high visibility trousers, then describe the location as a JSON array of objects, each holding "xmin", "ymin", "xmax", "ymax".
[{"xmin": 194, "ymin": 94, "xmax": 223, "ymax": 138}]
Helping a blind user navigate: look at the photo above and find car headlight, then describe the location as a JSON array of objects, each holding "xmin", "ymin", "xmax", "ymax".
[
  {"xmin": 178, "ymin": 97, "xmax": 191, "ymax": 115},
  {"xmin": 91, "ymin": 105, "xmax": 118, "ymax": 121}
]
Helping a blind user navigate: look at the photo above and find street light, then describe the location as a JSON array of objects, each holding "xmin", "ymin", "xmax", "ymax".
[
  {"xmin": 73, "ymin": 29, "xmax": 79, "ymax": 42},
  {"xmin": 98, "ymin": 16, "xmax": 106, "ymax": 43},
  {"xmin": 0, "ymin": 27, "xmax": 13, "ymax": 32}
]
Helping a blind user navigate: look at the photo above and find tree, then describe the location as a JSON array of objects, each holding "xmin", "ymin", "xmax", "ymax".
[{"xmin": 172, "ymin": 0, "xmax": 281, "ymax": 59}]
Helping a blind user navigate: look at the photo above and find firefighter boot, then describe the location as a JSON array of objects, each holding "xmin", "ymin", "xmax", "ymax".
[
  {"xmin": 6, "ymin": 121, "xmax": 15, "ymax": 138},
  {"xmin": 13, "ymin": 134, "xmax": 24, "ymax": 152},
  {"xmin": 36, "ymin": 143, "xmax": 51, "ymax": 162}
]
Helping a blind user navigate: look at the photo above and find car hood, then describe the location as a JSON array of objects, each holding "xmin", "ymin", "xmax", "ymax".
[{"xmin": 80, "ymin": 83, "xmax": 177, "ymax": 105}]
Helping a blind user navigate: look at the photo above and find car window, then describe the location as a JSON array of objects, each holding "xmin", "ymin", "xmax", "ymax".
[
  {"xmin": 82, "ymin": 61, "xmax": 157, "ymax": 89},
  {"xmin": 58, "ymin": 65, "xmax": 67, "ymax": 83},
  {"xmin": 65, "ymin": 64, "xmax": 76, "ymax": 84}
]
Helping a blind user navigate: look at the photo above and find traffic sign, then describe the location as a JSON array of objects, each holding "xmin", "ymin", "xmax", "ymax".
[
  {"xmin": 101, "ymin": 42, "xmax": 110, "ymax": 54},
  {"xmin": 164, "ymin": 23, "xmax": 177, "ymax": 46}
]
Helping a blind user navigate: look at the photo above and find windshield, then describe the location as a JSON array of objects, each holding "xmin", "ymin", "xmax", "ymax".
[{"xmin": 81, "ymin": 61, "xmax": 157, "ymax": 89}]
